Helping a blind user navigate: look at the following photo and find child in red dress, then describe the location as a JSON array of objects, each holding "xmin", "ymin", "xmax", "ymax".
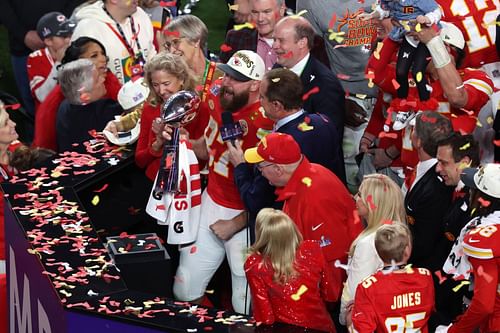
[{"xmin": 245, "ymin": 208, "xmax": 337, "ymax": 332}]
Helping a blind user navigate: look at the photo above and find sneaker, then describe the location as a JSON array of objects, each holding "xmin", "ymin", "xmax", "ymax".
[
  {"xmin": 393, "ymin": 111, "xmax": 416, "ymax": 131},
  {"xmin": 408, "ymin": 110, "xmax": 422, "ymax": 127}
]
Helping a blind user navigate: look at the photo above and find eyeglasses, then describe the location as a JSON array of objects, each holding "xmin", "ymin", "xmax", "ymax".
[
  {"xmin": 257, "ymin": 162, "xmax": 274, "ymax": 171},
  {"xmin": 163, "ymin": 38, "xmax": 184, "ymax": 50}
]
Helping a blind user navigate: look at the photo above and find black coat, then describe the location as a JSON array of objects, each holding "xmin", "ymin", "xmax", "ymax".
[
  {"xmin": 299, "ymin": 55, "xmax": 345, "ymax": 139},
  {"xmin": 405, "ymin": 163, "xmax": 454, "ymax": 271}
]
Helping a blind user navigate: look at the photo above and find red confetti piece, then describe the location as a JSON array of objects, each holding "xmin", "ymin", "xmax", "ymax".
[
  {"xmin": 337, "ymin": 73, "xmax": 351, "ymax": 80},
  {"xmin": 190, "ymin": 246, "xmax": 197, "ymax": 254},
  {"xmin": 378, "ymin": 132, "xmax": 398, "ymax": 139},
  {"xmin": 4, "ymin": 103, "xmax": 21, "ymax": 110},
  {"xmin": 478, "ymin": 197, "xmax": 491, "ymax": 207},
  {"xmin": 160, "ymin": 0, "xmax": 176, "ymax": 6},
  {"xmin": 382, "ymin": 219, "xmax": 393, "ymax": 225},
  {"xmin": 452, "ymin": 274, "xmax": 466, "ymax": 281},
  {"xmin": 333, "ymin": 44, "xmax": 347, "ymax": 49},
  {"xmin": 302, "ymin": 87, "xmax": 320, "ymax": 101},
  {"xmin": 328, "ymin": 13, "xmax": 337, "ymax": 29},
  {"xmin": 219, "ymin": 44, "xmax": 232, "ymax": 52},
  {"xmin": 164, "ymin": 30, "xmax": 180, "ymax": 37},
  {"xmin": 94, "ymin": 183, "xmax": 109, "ymax": 193},
  {"xmin": 434, "ymin": 270, "xmax": 447, "ymax": 284},
  {"xmin": 352, "ymin": 210, "xmax": 361, "ymax": 225},
  {"xmin": 281, "ymin": 51, "xmax": 293, "ymax": 58},
  {"xmin": 156, "ymin": 204, "xmax": 166, "ymax": 211},
  {"xmin": 165, "ymin": 155, "xmax": 173, "ymax": 168},
  {"xmin": 144, "ymin": 244, "xmax": 157, "ymax": 250},
  {"xmin": 460, "ymin": 108, "xmax": 474, "ymax": 116},
  {"xmin": 493, "ymin": 139, "xmax": 500, "ymax": 147},
  {"xmin": 119, "ymin": 232, "xmax": 137, "ymax": 239},
  {"xmin": 99, "ymin": 296, "xmax": 110, "ymax": 304},
  {"xmin": 73, "ymin": 170, "xmax": 96, "ymax": 175},
  {"xmin": 365, "ymin": 72, "xmax": 375, "ymax": 80},
  {"xmin": 477, "ymin": 265, "xmax": 493, "ymax": 283},
  {"xmin": 366, "ymin": 195, "xmax": 377, "ymax": 210},
  {"xmin": 67, "ymin": 302, "xmax": 94, "ymax": 310},
  {"xmin": 421, "ymin": 114, "xmax": 437, "ymax": 123},
  {"xmin": 391, "ymin": 79, "xmax": 400, "ymax": 90}
]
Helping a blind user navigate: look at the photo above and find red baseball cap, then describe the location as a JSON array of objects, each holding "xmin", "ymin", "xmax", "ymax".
[{"xmin": 244, "ymin": 133, "xmax": 301, "ymax": 164}]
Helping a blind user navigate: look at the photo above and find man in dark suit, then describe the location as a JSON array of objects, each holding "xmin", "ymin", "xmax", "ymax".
[
  {"xmin": 227, "ymin": 68, "xmax": 346, "ymax": 242},
  {"xmin": 434, "ymin": 133, "xmax": 480, "ymax": 327},
  {"xmin": 272, "ymin": 16, "xmax": 345, "ymax": 144},
  {"xmin": 404, "ymin": 111, "xmax": 454, "ymax": 272}
]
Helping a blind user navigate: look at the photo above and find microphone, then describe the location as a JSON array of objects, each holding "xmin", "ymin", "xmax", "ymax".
[{"xmin": 220, "ymin": 112, "xmax": 243, "ymax": 147}]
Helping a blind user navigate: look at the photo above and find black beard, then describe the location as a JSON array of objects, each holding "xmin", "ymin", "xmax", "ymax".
[{"xmin": 220, "ymin": 86, "xmax": 250, "ymax": 113}]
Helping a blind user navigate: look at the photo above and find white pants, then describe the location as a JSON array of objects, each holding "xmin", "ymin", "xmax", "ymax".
[
  {"xmin": 343, "ymin": 97, "xmax": 376, "ymax": 193},
  {"xmin": 173, "ymin": 190, "xmax": 251, "ymax": 314}
]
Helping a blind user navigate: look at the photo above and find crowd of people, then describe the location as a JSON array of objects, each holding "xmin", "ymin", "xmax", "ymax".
[{"xmin": 1, "ymin": 0, "xmax": 500, "ymax": 332}]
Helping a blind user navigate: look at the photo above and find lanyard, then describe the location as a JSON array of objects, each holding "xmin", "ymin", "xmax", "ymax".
[
  {"xmin": 201, "ymin": 60, "xmax": 217, "ymax": 102},
  {"xmin": 103, "ymin": 5, "xmax": 145, "ymax": 66}
]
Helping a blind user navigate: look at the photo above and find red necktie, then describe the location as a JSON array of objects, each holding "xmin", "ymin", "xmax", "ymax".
[{"xmin": 405, "ymin": 169, "xmax": 416, "ymax": 190}]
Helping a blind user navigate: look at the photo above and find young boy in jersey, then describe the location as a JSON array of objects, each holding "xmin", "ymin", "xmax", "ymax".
[
  {"xmin": 352, "ymin": 223, "xmax": 435, "ymax": 333},
  {"xmin": 27, "ymin": 12, "xmax": 75, "ymax": 109}
]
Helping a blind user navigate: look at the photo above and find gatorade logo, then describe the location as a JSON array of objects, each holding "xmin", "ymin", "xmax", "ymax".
[{"xmin": 173, "ymin": 221, "xmax": 184, "ymax": 233}]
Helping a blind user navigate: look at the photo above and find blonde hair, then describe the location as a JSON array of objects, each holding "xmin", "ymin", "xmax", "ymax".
[
  {"xmin": 144, "ymin": 52, "xmax": 197, "ymax": 106},
  {"xmin": 349, "ymin": 174, "xmax": 406, "ymax": 256},
  {"xmin": 375, "ymin": 222, "xmax": 412, "ymax": 263},
  {"xmin": 249, "ymin": 208, "xmax": 303, "ymax": 283},
  {"xmin": 0, "ymin": 101, "xmax": 8, "ymax": 125}
]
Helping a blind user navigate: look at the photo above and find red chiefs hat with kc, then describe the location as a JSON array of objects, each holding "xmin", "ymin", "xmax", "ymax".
[{"xmin": 244, "ymin": 133, "xmax": 302, "ymax": 165}]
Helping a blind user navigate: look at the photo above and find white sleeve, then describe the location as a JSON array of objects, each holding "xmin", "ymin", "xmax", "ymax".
[
  {"xmin": 375, "ymin": 4, "xmax": 390, "ymax": 19},
  {"xmin": 425, "ymin": 7, "xmax": 442, "ymax": 25},
  {"xmin": 346, "ymin": 234, "xmax": 383, "ymax": 300},
  {"xmin": 33, "ymin": 64, "xmax": 59, "ymax": 102}
]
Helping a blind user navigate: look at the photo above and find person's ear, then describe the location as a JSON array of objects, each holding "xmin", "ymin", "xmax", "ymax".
[
  {"xmin": 298, "ymin": 36, "xmax": 307, "ymax": 49},
  {"xmin": 249, "ymin": 80, "xmax": 260, "ymax": 92},
  {"xmin": 272, "ymin": 100, "xmax": 284, "ymax": 112}
]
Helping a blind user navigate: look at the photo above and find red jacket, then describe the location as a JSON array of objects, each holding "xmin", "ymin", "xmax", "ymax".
[
  {"xmin": 135, "ymin": 102, "xmax": 162, "ymax": 181},
  {"xmin": 245, "ymin": 240, "xmax": 337, "ymax": 332},
  {"xmin": 275, "ymin": 157, "xmax": 362, "ymax": 299},
  {"xmin": 33, "ymin": 70, "xmax": 121, "ymax": 150}
]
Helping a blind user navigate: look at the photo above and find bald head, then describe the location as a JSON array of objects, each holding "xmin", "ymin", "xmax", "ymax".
[{"xmin": 272, "ymin": 16, "xmax": 315, "ymax": 68}]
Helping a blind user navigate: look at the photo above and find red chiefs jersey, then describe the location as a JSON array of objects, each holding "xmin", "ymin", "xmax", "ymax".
[
  {"xmin": 448, "ymin": 223, "xmax": 500, "ymax": 333},
  {"xmin": 204, "ymin": 80, "xmax": 272, "ymax": 210},
  {"xmin": 27, "ymin": 47, "xmax": 56, "ymax": 106},
  {"xmin": 352, "ymin": 267, "xmax": 435, "ymax": 333},
  {"xmin": 437, "ymin": 0, "xmax": 499, "ymax": 68},
  {"xmin": 464, "ymin": 223, "xmax": 500, "ymax": 260},
  {"xmin": 373, "ymin": 61, "xmax": 494, "ymax": 171}
]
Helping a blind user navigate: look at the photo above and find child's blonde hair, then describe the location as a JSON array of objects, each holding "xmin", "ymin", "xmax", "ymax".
[
  {"xmin": 249, "ymin": 208, "xmax": 303, "ymax": 283},
  {"xmin": 375, "ymin": 223, "xmax": 412, "ymax": 264}
]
